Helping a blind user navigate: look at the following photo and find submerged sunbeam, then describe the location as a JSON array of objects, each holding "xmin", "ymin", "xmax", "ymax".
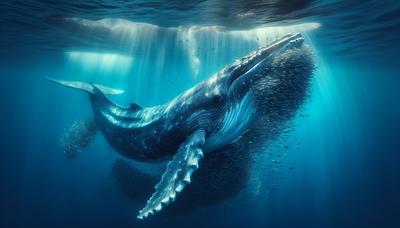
[
  {"xmin": 63, "ymin": 18, "xmax": 320, "ymax": 77},
  {"xmin": 66, "ymin": 51, "xmax": 132, "ymax": 72}
]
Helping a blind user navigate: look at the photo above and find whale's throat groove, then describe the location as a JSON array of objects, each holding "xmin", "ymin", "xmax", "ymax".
[{"xmin": 205, "ymin": 92, "xmax": 257, "ymax": 152}]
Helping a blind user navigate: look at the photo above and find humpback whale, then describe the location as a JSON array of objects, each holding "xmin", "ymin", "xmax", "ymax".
[{"xmin": 48, "ymin": 33, "xmax": 314, "ymax": 219}]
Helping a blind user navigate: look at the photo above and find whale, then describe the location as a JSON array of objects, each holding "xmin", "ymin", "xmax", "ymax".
[{"xmin": 48, "ymin": 33, "xmax": 314, "ymax": 219}]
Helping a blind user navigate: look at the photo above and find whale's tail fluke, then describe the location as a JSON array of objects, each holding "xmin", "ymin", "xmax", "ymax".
[
  {"xmin": 45, "ymin": 77, "xmax": 124, "ymax": 95},
  {"xmin": 46, "ymin": 77, "xmax": 123, "ymax": 158}
]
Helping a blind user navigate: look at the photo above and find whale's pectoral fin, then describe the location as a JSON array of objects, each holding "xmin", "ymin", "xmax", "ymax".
[{"xmin": 137, "ymin": 130, "xmax": 206, "ymax": 219}]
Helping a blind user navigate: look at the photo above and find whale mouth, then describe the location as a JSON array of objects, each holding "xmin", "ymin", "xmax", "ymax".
[{"xmin": 227, "ymin": 33, "xmax": 305, "ymax": 87}]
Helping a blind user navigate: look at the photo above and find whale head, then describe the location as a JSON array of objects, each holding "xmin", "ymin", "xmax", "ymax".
[
  {"xmin": 219, "ymin": 33, "xmax": 314, "ymax": 118},
  {"xmin": 198, "ymin": 33, "xmax": 314, "ymax": 152}
]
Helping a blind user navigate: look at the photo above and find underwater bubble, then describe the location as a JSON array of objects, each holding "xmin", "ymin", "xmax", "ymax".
[{"xmin": 59, "ymin": 118, "xmax": 98, "ymax": 159}]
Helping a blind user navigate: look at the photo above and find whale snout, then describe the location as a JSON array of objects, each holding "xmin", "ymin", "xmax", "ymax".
[
  {"xmin": 287, "ymin": 36, "xmax": 304, "ymax": 49},
  {"xmin": 274, "ymin": 34, "xmax": 306, "ymax": 57},
  {"xmin": 225, "ymin": 33, "xmax": 307, "ymax": 87}
]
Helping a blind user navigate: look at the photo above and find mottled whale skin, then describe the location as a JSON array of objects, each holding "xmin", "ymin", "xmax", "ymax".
[{"xmin": 49, "ymin": 33, "xmax": 314, "ymax": 219}]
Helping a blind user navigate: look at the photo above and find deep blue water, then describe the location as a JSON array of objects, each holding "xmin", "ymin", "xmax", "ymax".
[{"xmin": 1, "ymin": 1, "xmax": 400, "ymax": 227}]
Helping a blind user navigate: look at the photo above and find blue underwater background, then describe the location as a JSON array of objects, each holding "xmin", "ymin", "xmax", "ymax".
[{"xmin": 1, "ymin": 1, "xmax": 400, "ymax": 227}]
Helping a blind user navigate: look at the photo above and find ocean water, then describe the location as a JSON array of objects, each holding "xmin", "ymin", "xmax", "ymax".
[{"xmin": 1, "ymin": 1, "xmax": 400, "ymax": 228}]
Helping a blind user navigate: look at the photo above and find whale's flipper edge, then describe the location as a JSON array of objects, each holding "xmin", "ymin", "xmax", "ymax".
[
  {"xmin": 45, "ymin": 77, "xmax": 124, "ymax": 95},
  {"xmin": 137, "ymin": 129, "xmax": 206, "ymax": 219}
]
